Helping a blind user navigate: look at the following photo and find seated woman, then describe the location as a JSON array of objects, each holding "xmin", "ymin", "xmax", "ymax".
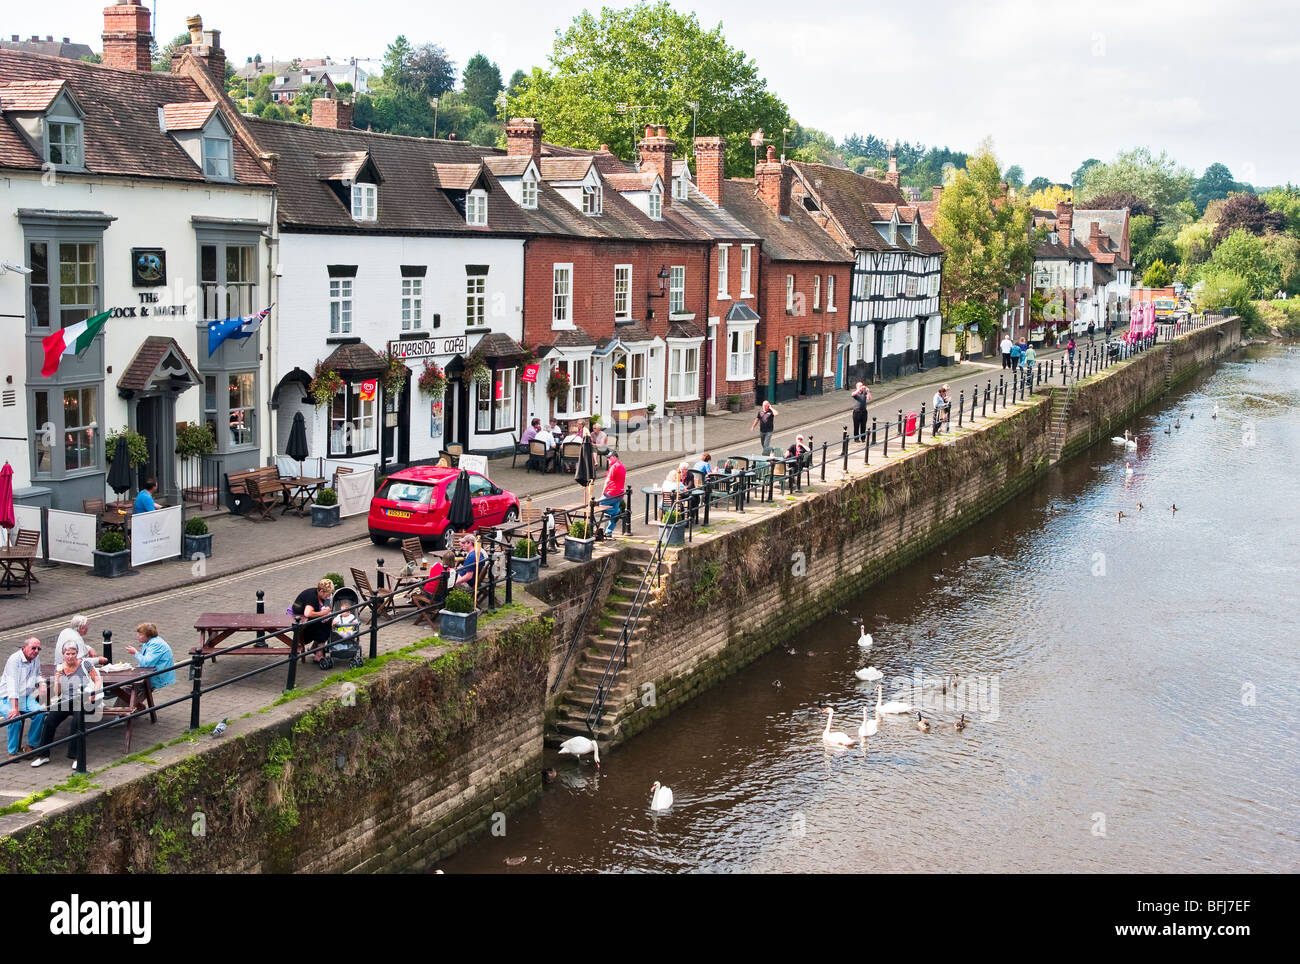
[
  {"xmin": 29, "ymin": 640, "xmax": 102, "ymax": 771},
  {"xmin": 408, "ymin": 551, "xmax": 456, "ymax": 611},
  {"xmin": 126, "ymin": 623, "xmax": 175, "ymax": 691}
]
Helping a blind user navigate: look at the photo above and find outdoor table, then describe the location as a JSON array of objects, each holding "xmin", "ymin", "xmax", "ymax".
[
  {"xmin": 0, "ymin": 545, "xmax": 37, "ymax": 596},
  {"xmin": 280, "ymin": 476, "xmax": 327, "ymax": 516},
  {"xmin": 190, "ymin": 613, "xmax": 301, "ymax": 660},
  {"xmin": 99, "ymin": 505, "xmax": 133, "ymax": 542},
  {"xmin": 381, "ymin": 567, "xmax": 429, "ymax": 613},
  {"xmin": 42, "ymin": 663, "xmax": 157, "ymax": 752}
]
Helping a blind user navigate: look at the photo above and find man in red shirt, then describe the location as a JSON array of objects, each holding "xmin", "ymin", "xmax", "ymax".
[{"xmin": 599, "ymin": 452, "xmax": 626, "ymax": 536}]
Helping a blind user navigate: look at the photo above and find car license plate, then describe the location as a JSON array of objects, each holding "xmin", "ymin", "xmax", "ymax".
[{"xmin": 385, "ymin": 509, "xmax": 412, "ymax": 519}]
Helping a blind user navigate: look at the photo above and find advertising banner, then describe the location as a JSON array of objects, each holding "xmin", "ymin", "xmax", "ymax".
[
  {"xmin": 130, "ymin": 505, "xmax": 182, "ymax": 566},
  {"xmin": 458, "ymin": 454, "xmax": 488, "ymax": 478},
  {"xmin": 47, "ymin": 509, "xmax": 96, "ymax": 566},
  {"xmin": 336, "ymin": 468, "xmax": 374, "ymax": 518},
  {"xmin": 12, "ymin": 505, "xmax": 43, "ymax": 554}
]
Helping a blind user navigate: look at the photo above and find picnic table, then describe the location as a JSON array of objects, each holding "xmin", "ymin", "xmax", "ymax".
[
  {"xmin": 42, "ymin": 662, "xmax": 157, "ymax": 752},
  {"xmin": 0, "ymin": 544, "xmax": 37, "ymax": 596},
  {"xmin": 279, "ymin": 476, "xmax": 327, "ymax": 516},
  {"xmin": 190, "ymin": 612, "xmax": 300, "ymax": 659}
]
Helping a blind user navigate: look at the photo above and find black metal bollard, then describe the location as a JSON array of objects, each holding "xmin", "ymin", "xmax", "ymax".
[
  {"xmin": 367, "ymin": 595, "xmax": 379, "ymax": 661},
  {"xmin": 286, "ymin": 629, "xmax": 299, "ymax": 691},
  {"xmin": 376, "ymin": 557, "xmax": 386, "ymax": 591},
  {"xmin": 188, "ymin": 652, "xmax": 203, "ymax": 730},
  {"xmin": 897, "ymin": 409, "xmax": 904, "ymax": 441},
  {"xmin": 983, "ymin": 383, "xmax": 990, "ymax": 418},
  {"xmin": 921, "ymin": 403, "xmax": 930, "ymax": 441},
  {"xmin": 821, "ymin": 440, "xmax": 828, "ymax": 481},
  {"xmin": 504, "ymin": 543, "xmax": 513, "ymax": 605},
  {"xmin": 486, "ymin": 543, "xmax": 498, "ymax": 613},
  {"xmin": 883, "ymin": 423, "xmax": 890, "ymax": 458},
  {"xmin": 256, "ymin": 589, "xmax": 265, "ymax": 615},
  {"xmin": 841, "ymin": 426, "xmax": 849, "ymax": 465},
  {"xmin": 871, "ymin": 416, "xmax": 878, "ymax": 448},
  {"xmin": 900, "ymin": 410, "xmax": 907, "ymax": 452},
  {"xmin": 102, "ymin": 629, "xmax": 113, "ymax": 664},
  {"xmin": 624, "ymin": 485, "xmax": 633, "ymax": 536},
  {"xmin": 957, "ymin": 391, "xmax": 964, "ymax": 428},
  {"xmin": 74, "ymin": 706, "xmax": 87, "ymax": 774}
]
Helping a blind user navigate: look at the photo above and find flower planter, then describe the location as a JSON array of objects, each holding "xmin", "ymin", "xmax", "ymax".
[
  {"xmin": 727, "ymin": 399, "xmax": 742, "ymax": 414},
  {"xmin": 659, "ymin": 520, "xmax": 687, "ymax": 547},
  {"xmin": 182, "ymin": 532, "xmax": 213, "ymax": 561},
  {"xmin": 564, "ymin": 536, "xmax": 595, "ymax": 564},
  {"xmin": 93, "ymin": 549, "xmax": 131, "ymax": 578},
  {"xmin": 438, "ymin": 608, "xmax": 479, "ymax": 642},
  {"xmin": 311, "ymin": 503, "xmax": 341, "ymax": 528},
  {"xmin": 509, "ymin": 554, "xmax": 541, "ymax": 584}
]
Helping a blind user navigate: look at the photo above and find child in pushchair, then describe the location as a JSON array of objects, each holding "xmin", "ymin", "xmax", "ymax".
[{"xmin": 317, "ymin": 586, "xmax": 364, "ymax": 670}]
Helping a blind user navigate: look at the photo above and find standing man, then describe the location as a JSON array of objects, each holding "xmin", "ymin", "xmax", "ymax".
[
  {"xmin": 1, "ymin": 638, "xmax": 45, "ymax": 757},
  {"xmin": 932, "ymin": 384, "xmax": 952, "ymax": 431},
  {"xmin": 751, "ymin": 400, "xmax": 779, "ymax": 455},
  {"xmin": 851, "ymin": 382, "xmax": 871, "ymax": 442},
  {"xmin": 1000, "ymin": 334, "xmax": 1013, "ymax": 370},
  {"xmin": 1087, "ymin": 320, "xmax": 1096, "ymax": 344},
  {"xmin": 599, "ymin": 452, "xmax": 626, "ymax": 537}
]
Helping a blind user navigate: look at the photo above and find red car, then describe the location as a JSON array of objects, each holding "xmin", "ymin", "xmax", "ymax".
[{"xmin": 367, "ymin": 466, "xmax": 519, "ymax": 548}]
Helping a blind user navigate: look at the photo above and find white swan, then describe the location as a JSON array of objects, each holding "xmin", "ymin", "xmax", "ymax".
[
  {"xmin": 856, "ymin": 619, "xmax": 873, "ymax": 649},
  {"xmin": 1111, "ymin": 429, "xmax": 1136, "ymax": 449},
  {"xmin": 557, "ymin": 736, "xmax": 600, "ymax": 768},
  {"xmin": 1125, "ymin": 461, "xmax": 1133, "ymax": 477},
  {"xmin": 821, "ymin": 707, "xmax": 857, "ymax": 746},
  {"xmin": 855, "ymin": 665, "xmax": 883, "ymax": 681},
  {"xmin": 875, "ymin": 684, "xmax": 913, "ymax": 715},
  {"xmin": 859, "ymin": 702, "xmax": 880, "ymax": 738},
  {"xmin": 649, "ymin": 781, "xmax": 674, "ymax": 811}
]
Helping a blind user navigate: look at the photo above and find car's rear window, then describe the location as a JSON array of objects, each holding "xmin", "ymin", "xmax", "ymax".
[{"xmin": 377, "ymin": 480, "xmax": 437, "ymax": 504}]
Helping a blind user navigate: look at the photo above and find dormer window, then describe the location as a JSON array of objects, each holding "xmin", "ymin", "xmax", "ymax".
[
  {"xmin": 466, "ymin": 189, "xmax": 488, "ymax": 226},
  {"xmin": 203, "ymin": 134, "xmax": 231, "ymax": 179},
  {"xmin": 521, "ymin": 174, "xmax": 538, "ymax": 210},
  {"xmin": 673, "ymin": 176, "xmax": 688, "ymax": 201},
  {"xmin": 47, "ymin": 120, "xmax": 83, "ymax": 168},
  {"xmin": 649, "ymin": 183, "xmax": 663, "ymax": 220},
  {"xmin": 582, "ymin": 182, "xmax": 603, "ymax": 216},
  {"xmin": 351, "ymin": 183, "xmax": 377, "ymax": 221}
]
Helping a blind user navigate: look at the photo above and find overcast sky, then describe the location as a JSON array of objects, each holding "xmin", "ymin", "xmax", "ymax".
[{"xmin": 18, "ymin": 0, "xmax": 1298, "ymax": 186}]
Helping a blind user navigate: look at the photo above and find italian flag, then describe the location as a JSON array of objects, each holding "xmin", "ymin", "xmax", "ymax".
[{"xmin": 41, "ymin": 310, "xmax": 111, "ymax": 377}]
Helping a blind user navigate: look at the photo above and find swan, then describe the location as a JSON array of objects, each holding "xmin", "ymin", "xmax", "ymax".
[
  {"xmin": 954, "ymin": 713, "xmax": 967, "ymax": 732},
  {"xmin": 557, "ymin": 736, "xmax": 600, "ymax": 767},
  {"xmin": 821, "ymin": 708, "xmax": 857, "ymax": 746},
  {"xmin": 1118, "ymin": 511, "xmax": 1125, "ymax": 520},
  {"xmin": 876, "ymin": 684, "xmax": 913, "ymax": 715},
  {"xmin": 1111, "ymin": 429, "xmax": 1134, "ymax": 447},
  {"xmin": 855, "ymin": 666, "xmax": 883, "ymax": 681},
  {"xmin": 857, "ymin": 625, "xmax": 874, "ymax": 650},
  {"xmin": 1125, "ymin": 461, "xmax": 1133, "ymax": 477},
  {"xmin": 916, "ymin": 712, "xmax": 931, "ymax": 733},
  {"xmin": 859, "ymin": 702, "xmax": 880, "ymax": 738},
  {"xmin": 649, "ymin": 781, "xmax": 674, "ymax": 811}
]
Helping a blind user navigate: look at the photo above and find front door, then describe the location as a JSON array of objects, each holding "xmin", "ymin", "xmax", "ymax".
[
  {"xmin": 382, "ymin": 378, "xmax": 411, "ymax": 467},
  {"xmin": 798, "ymin": 344, "xmax": 810, "ymax": 395},
  {"xmin": 873, "ymin": 325, "xmax": 886, "ymax": 382},
  {"xmin": 917, "ymin": 318, "xmax": 927, "ymax": 372},
  {"xmin": 135, "ymin": 394, "xmax": 177, "ymax": 502},
  {"xmin": 767, "ymin": 351, "xmax": 777, "ymax": 403}
]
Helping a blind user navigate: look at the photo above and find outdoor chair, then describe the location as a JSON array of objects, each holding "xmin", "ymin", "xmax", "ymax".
[
  {"xmin": 528, "ymin": 439, "xmax": 556, "ymax": 474},
  {"xmin": 82, "ymin": 498, "xmax": 106, "ymax": 515},
  {"xmin": 333, "ymin": 465, "xmax": 353, "ymax": 488},
  {"xmin": 245, "ymin": 478, "xmax": 282, "ymax": 522},
  {"xmin": 401, "ymin": 537, "xmax": 425, "ymax": 566},
  {"xmin": 351, "ymin": 566, "xmax": 394, "ymax": 618},
  {"xmin": 558, "ymin": 442, "xmax": 582, "ymax": 474},
  {"xmin": 510, "ymin": 433, "xmax": 529, "ymax": 469}
]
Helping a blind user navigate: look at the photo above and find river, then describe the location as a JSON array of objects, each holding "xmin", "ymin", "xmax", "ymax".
[{"xmin": 441, "ymin": 341, "xmax": 1300, "ymax": 873}]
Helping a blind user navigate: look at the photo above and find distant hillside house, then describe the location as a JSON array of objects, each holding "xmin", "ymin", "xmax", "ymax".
[{"xmin": 0, "ymin": 35, "xmax": 95, "ymax": 62}]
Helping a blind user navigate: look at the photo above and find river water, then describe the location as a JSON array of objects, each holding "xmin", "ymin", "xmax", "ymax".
[{"xmin": 441, "ymin": 342, "xmax": 1300, "ymax": 874}]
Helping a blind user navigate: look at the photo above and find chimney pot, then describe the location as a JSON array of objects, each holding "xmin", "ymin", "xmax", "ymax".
[
  {"xmin": 505, "ymin": 117, "xmax": 542, "ymax": 163},
  {"xmin": 657, "ymin": 125, "xmax": 667, "ymax": 138},
  {"xmin": 645, "ymin": 124, "xmax": 655, "ymax": 139},
  {"xmin": 599, "ymin": 143, "xmax": 609, "ymax": 152},
  {"xmin": 101, "ymin": 0, "xmax": 152, "ymax": 71},
  {"xmin": 638, "ymin": 124, "xmax": 677, "ymax": 211},
  {"xmin": 766, "ymin": 145, "xmax": 776, "ymax": 162}
]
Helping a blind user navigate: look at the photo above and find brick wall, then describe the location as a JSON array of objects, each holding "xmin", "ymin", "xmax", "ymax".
[{"xmin": 757, "ymin": 258, "xmax": 853, "ymax": 399}]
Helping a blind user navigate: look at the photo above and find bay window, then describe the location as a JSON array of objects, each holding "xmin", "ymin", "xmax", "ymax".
[
  {"xmin": 61, "ymin": 386, "xmax": 98, "ymax": 472},
  {"xmin": 475, "ymin": 367, "xmax": 516, "ymax": 432},
  {"xmin": 554, "ymin": 357, "xmax": 589, "ymax": 416},
  {"xmin": 329, "ymin": 382, "xmax": 376, "ymax": 456},
  {"xmin": 201, "ymin": 242, "xmax": 257, "ymax": 321},
  {"xmin": 205, "ymin": 372, "xmax": 257, "ymax": 451},
  {"xmin": 613, "ymin": 349, "xmax": 646, "ymax": 407},
  {"xmin": 727, "ymin": 325, "xmax": 755, "ymax": 380},
  {"xmin": 667, "ymin": 344, "xmax": 700, "ymax": 401}
]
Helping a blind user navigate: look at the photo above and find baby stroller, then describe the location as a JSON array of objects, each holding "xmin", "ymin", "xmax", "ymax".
[{"xmin": 317, "ymin": 586, "xmax": 365, "ymax": 670}]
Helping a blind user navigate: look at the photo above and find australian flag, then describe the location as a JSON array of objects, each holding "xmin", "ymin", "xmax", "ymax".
[{"xmin": 207, "ymin": 307, "xmax": 271, "ymax": 356}]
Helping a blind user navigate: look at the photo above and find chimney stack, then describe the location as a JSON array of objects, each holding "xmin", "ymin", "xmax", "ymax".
[
  {"xmin": 694, "ymin": 136, "xmax": 725, "ymax": 206},
  {"xmin": 755, "ymin": 144, "xmax": 792, "ymax": 218},
  {"xmin": 312, "ymin": 96, "xmax": 353, "ymax": 130},
  {"xmin": 932, "ymin": 185, "xmax": 943, "ymax": 202},
  {"xmin": 505, "ymin": 117, "xmax": 542, "ymax": 164},
  {"xmin": 638, "ymin": 124, "xmax": 677, "ymax": 210},
  {"xmin": 101, "ymin": 1, "xmax": 152, "ymax": 71},
  {"xmin": 885, "ymin": 153, "xmax": 900, "ymax": 189},
  {"xmin": 1056, "ymin": 200, "xmax": 1074, "ymax": 244},
  {"xmin": 170, "ymin": 15, "xmax": 226, "ymax": 84}
]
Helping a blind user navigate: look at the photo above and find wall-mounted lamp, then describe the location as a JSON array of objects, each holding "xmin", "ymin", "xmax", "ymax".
[{"xmin": 648, "ymin": 265, "xmax": 669, "ymax": 298}]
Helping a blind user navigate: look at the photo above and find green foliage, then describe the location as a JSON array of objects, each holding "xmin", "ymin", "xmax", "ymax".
[
  {"xmin": 315, "ymin": 487, "xmax": 338, "ymax": 507},
  {"xmin": 1193, "ymin": 269, "xmax": 1261, "ymax": 328},
  {"xmin": 379, "ymin": 35, "xmax": 456, "ymax": 98},
  {"xmin": 1190, "ymin": 163, "xmax": 1246, "ymax": 212},
  {"xmin": 1261, "ymin": 185, "xmax": 1300, "ymax": 236},
  {"xmin": 568, "ymin": 519, "xmax": 592, "ymax": 540},
  {"xmin": 444, "ymin": 587, "xmax": 475, "ymax": 614},
  {"xmin": 152, "ymin": 32, "xmax": 190, "ymax": 73},
  {"xmin": 184, "ymin": 516, "xmax": 209, "ymax": 536},
  {"xmin": 1210, "ymin": 193, "xmax": 1286, "ymax": 246},
  {"xmin": 662, "ymin": 509, "xmax": 683, "ymax": 525},
  {"xmin": 1142, "ymin": 259, "xmax": 1172, "ymax": 288},
  {"xmin": 1174, "ymin": 220, "xmax": 1215, "ymax": 265},
  {"xmin": 105, "ymin": 426, "xmax": 149, "ymax": 466},
  {"xmin": 1003, "ymin": 164, "xmax": 1025, "ymax": 189},
  {"xmin": 506, "ymin": 1, "xmax": 790, "ymax": 177},
  {"xmin": 513, "ymin": 537, "xmax": 538, "ymax": 558},
  {"xmin": 1025, "ymin": 176, "xmax": 1053, "ymax": 195},
  {"xmin": 324, "ymin": 572, "xmax": 344, "ymax": 590},
  {"xmin": 1203, "ymin": 230, "xmax": 1289, "ymax": 297},
  {"xmin": 175, "ymin": 422, "xmax": 216, "ymax": 458},
  {"xmin": 692, "ymin": 560, "xmax": 723, "ymax": 609},
  {"xmin": 933, "ymin": 148, "xmax": 1035, "ymax": 338},
  {"xmin": 97, "ymin": 531, "xmax": 127, "ymax": 553},
  {"xmin": 463, "ymin": 53, "xmax": 503, "ymax": 116},
  {"xmin": 1071, "ymin": 158, "xmax": 1101, "ymax": 190},
  {"xmin": 1077, "ymin": 148, "xmax": 1194, "ymax": 214},
  {"xmin": 1258, "ymin": 299, "xmax": 1300, "ymax": 336}
]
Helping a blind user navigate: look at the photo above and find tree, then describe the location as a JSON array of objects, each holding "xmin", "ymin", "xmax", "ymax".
[
  {"xmin": 463, "ymin": 53, "xmax": 503, "ymax": 117},
  {"xmin": 152, "ymin": 32, "xmax": 190, "ymax": 73},
  {"xmin": 1003, "ymin": 165, "xmax": 1024, "ymax": 189},
  {"xmin": 1210, "ymin": 193, "xmax": 1286, "ymax": 246},
  {"xmin": 1142, "ymin": 259, "xmax": 1172, "ymax": 288},
  {"xmin": 1072, "ymin": 158, "xmax": 1100, "ymax": 190},
  {"xmin": 1193, "ymin": 269, "xmax": 1261, "ymax": 329},
  {"xmin": 1189, "ymin": 163, "xmax": 1240, "ymax": 212},
  {"xmin": 1261, "ymin": 185, "xmax": 1300, "ymax": 236},
  {"xmin": 1077, "ymin": 148, "xmax": 1193, "ymax": 213},
  {"xmin": 1174, "ymin": 220, "xmax": 1215, "ymax": 265},
  {"xmin": 506, "ymin": 69, "xmax": 529, "ymax": 97},
  {"xmin": 1027, "ymin": 185, "xmax": 1071, "ymax": 209},
  {"xmin": 932, "ymin": 149, "xmax": 1035, "ymax": 340},
  {"xmin": 380, "ymin": 35, "xmax": 414, "ymax": 89},
  {"xmin": 1025, "ymin": 176, "xmax": 1053, "ymax": 195},
  {"xmin": 409, "ymin": 42, "xmax": 457, "ymax": 99},
  {"xmin": 1078, "ymin": 191, "xmax": 1152, "ymax": 217},
  {"xmin": 1204, "ymin": 230, "xmax": 1282, "ymax": 297},
  {"xmin": 506, "ymin": 1, "xmax": 790, "ymax": 176}
]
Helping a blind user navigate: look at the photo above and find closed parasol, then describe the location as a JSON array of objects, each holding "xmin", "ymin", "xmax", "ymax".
[
  {"xmin": 446, "ymin": 467, "xmax": 474, "ymax": 535},
  {"xmin": 286, "ymin": 411, "xmax": 310, "ymax": 476},
  {"xmin": 574, "ymin": 431, "xmax": 596, "ymax": 530},
  {"xmin": 0, "ymin": 462, "xmax": 14, "ymax": 545},
  {"xmin": 107, "ymin": 434, "xmax": 133, "ymax": 500}
]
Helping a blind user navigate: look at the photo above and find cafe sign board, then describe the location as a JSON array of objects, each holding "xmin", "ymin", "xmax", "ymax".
[{"xmin": 388, "ymin": 336, "xmax": 467, "ymax": 359}]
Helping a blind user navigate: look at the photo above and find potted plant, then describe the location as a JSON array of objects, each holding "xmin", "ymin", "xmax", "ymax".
[
  {"xmin": 509, "ymin": 537, "xmax": 541, "ymax": 584},
  {"xmin": 92, "ymin": 530, "xmax": 130, "ymax": 578},
  {"xmin": 659, "ymin": 508, "xmax": 687, "ymax": 547},
  {"xmin": 175, "ymin": 422, "xmax": 216, "ymax": 460},
  {"xmin": 324, "ymin": 572, "xmax": 344, "ymax": 591},
  {"xmin": 646, "ymin": 403, "xmax": 657, "ymax": 420},
  {"xmin": 439, "ymin": 587, "xmax": 478, "ymax": 642},
  {"xmin": 311, "ymin": 487, "xmax": 340, "ymax": 527},
  {"xmin": 727, "ymin": 394, "xmax": 742, "ymax": 413},
  {"xmin": 664, "ymin": 402, "xmax": 677, "ymax": 418},
  {"xmin": 183, "ymin": 515, "xmax": 212, "ymax": 560},
  {"xmin": 564, "ymin": 519, "xmax": 595, "ymax": 563}
]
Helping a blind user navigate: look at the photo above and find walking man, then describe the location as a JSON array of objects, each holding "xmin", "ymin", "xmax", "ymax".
[
  {"xmin": 751, "ymin": 400, "xmax": 779, "ymax": 455},
  {"xmin": 1000, "ymin": 334, "xmax": 1013, "ymax": 370},
  {"xmin": 851, "ymin": 382, "xmax": 871, "ymax": 442}
]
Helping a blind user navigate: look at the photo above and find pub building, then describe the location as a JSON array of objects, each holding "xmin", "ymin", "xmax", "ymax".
[
  {"xmin": 0, "ymin": 7, "xmax": 276, "ymax": 512},
  {"xmin": 248, "ymin": 105, "xmax": 531, "ymax": 476}
]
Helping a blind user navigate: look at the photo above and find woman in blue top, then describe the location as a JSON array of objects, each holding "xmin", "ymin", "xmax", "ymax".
[
  {"xmin": 1009, "ymin": 342, "xmax": 1022, "ymax": 370},
  {"xmin": 127, "ymin": 622, "xmax": 175, "ymax": 690}
]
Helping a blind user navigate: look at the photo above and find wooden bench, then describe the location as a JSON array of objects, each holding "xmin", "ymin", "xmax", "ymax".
[{"xmin": 227, "ymin": 466, "xmax": 282, "ymax": 515}]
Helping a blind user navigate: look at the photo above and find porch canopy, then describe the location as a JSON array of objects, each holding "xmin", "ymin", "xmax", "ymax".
[
  {"xmin": 321, "ymin": 340, "xmax": 386, "ymax": 379},
  {"xmin": 116, "ymin": 336, "xmax": 201, "ymax": 398}
]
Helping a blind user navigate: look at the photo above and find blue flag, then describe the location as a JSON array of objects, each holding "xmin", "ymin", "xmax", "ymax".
[{"xmin": 206, "ymin": 308, "xmax": 270, "ymax": 356}]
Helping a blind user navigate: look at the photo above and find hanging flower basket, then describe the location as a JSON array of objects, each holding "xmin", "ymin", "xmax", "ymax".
[
  {"xmin": 546, "ymin": 368, "xmax": 571, "ymax": 402},
  {"xmin": 308, "ymin": 361, "xmax": 344, "ymax": 408},
  {"xmin": 466, "ymin": 359, "xmax": 492, "ymax": 389},
  {"xmin": 380, "ymin": 350, "xmax": 410, "ymax": 397},
  {"xmin": 417, "ymin": 360, "xmax": 447, "ymax": 397}
]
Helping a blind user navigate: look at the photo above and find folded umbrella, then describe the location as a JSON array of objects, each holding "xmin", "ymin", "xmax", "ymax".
[
  {"xmin": 0, "ymin": 462, "xmax": 14, "ymax": 546},
  {"xmin": 286, "ymin": 411, "xmax": 310, "ymax": 477},
  {"xmin": 107, "ymin": 435, "xmax": 133, "ymax": 500}
]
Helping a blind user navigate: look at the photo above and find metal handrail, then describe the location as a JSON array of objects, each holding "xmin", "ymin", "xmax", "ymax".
[
  {"xmin": 550, "ymin": 557, "xmax": 610, "ymax": 695},
  {"xmin": 584, "ymin": 520, "xmax": 671, "ymax": 733}
]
